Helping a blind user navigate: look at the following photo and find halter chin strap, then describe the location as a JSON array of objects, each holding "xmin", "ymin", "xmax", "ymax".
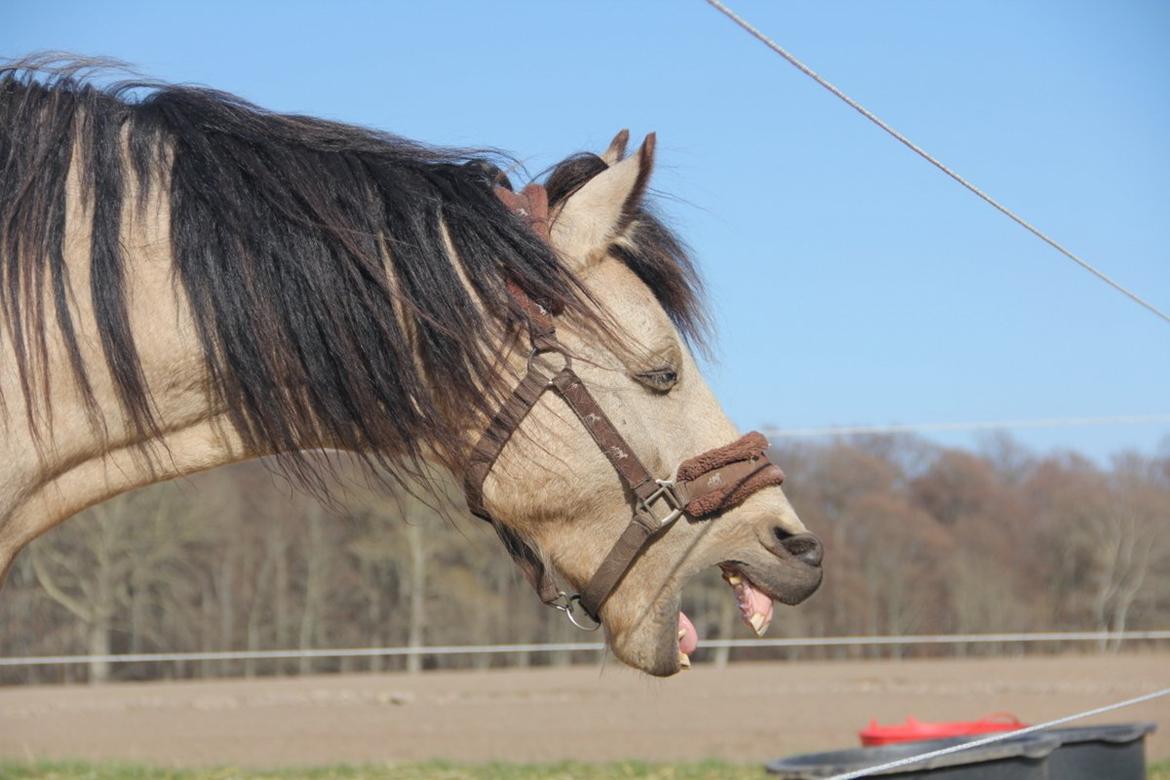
[{"xmin": 463, "ymin": 184, "xmax": 785, "ymax": 625}]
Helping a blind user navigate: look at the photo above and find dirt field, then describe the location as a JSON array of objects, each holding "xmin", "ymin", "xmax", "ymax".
[{"xmin": 1, "ymin": 653, "xmax": 1167, "ymax": 769}]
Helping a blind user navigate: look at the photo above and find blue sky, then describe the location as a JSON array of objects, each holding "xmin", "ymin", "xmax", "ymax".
[{"xmin": 4, "ymin": 1, "xmax": 1168, "ymax": 462}]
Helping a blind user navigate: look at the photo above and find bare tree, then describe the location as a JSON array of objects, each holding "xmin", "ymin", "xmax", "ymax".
[{"xmin": 27, "ymin": 486, "xmax": 206, "ymax": 682}]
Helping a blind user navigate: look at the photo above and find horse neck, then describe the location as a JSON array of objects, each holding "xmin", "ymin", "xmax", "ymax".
[
  {"xmin": 0, "ymin": 161, "xmax": 246, "ymax": 577},
  {"xmin": 0, "ymin": 163, "xmax": 514, "ymax": 582}
]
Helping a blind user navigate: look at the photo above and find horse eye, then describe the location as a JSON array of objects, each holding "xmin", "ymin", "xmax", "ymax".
[{"xmin": 634, "ymin": 367, "xmax": 679, "ymax": 393}]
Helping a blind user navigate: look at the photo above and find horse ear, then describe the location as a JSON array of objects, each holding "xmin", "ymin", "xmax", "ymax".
[
  {"xmin": 600, "ymin": 128, "xmax": 629, "ymax": 166},
  {"xmin": 550, "ymin": 133, "xmax": 655, "ymax": 266}
]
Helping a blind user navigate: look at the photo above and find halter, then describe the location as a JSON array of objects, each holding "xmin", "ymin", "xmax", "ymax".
[{"xmin": 463, "ymin": 183, "xmax": 786, "ymax": 628}]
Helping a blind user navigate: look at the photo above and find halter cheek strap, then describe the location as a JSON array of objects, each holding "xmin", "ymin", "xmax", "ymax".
[{"xmin": 463, "ymin": 184, "xmax": 785, "ymax": 625}]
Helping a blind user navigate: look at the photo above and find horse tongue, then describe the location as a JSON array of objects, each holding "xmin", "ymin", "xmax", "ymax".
[{"xmin": 678, "ymin": 612, "xmax": 698, "ymax": 655}]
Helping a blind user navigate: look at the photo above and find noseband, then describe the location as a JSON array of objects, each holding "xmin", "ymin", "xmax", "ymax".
[{"xmin": 463, "ymin": 184, "xmax": 785, "ymax": 628}]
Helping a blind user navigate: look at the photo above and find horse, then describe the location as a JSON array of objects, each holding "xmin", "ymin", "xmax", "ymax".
[{"xmin": 0, "ymin": 56, "xmax": 822, "ymax": 676}]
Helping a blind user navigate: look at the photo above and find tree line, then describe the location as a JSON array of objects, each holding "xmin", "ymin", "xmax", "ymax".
[{"xmin": 1, "ymin": 433, "xmax": 1167, "ymax": 684}]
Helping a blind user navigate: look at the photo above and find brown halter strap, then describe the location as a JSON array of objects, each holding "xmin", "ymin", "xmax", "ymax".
[{"xmin": 463, "ymin": 184, "xmax": 785, "ymax": 625}]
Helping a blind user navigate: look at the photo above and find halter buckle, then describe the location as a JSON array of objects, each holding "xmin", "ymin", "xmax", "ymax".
[{"xmin": 638, "ymin": 479, "xmax": 684, "ymax": 527}]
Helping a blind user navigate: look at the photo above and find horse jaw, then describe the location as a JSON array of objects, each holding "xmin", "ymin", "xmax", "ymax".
[{"xmin": 596, "ymin": 515, "xmax": 822, "ymax": 676}]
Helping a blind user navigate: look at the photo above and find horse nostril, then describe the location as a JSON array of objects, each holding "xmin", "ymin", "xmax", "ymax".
[{"xmin": 778, "ymin": 531, "xmax": 824, "ymax": 567}]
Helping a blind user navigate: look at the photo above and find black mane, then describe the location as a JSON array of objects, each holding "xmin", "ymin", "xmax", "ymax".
[{"xmin": 0, "ymin": 55, "xmax": 704, "ymax": 486}]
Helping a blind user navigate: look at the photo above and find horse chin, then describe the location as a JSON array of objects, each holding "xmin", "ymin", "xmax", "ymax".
[
  {"xmin": 604, "ymin": 553, "xmax": 824, "ymax": 677},
  {"xmin": 605, "ymin": 589, "xmax": 690, "ymax": 677}
]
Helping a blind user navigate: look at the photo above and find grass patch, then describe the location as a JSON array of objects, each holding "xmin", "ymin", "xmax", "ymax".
[
  {"xmin": 0, "ymin": 761, "xmax": 768, "ymax": 780},
  {"xmin": 3, "ymin": 759, "xmax": 1168, "ymax": 779}
]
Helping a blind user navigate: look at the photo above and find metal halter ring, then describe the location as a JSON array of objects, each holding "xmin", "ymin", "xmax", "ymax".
[
  {"xmin": 527, "ymin": 341, "xmax": 571, "ymax": 374},
  {"xmin": 552, "ymin": 593, "xmax": 601, "ymax": 632}
]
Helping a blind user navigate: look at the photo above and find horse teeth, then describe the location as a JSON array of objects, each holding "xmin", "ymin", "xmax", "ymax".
[
  {"xmin": 726, "ymin": 574, "xmax": 743, "ymax": 586},
  {"xmin": 750, "ymin": 612, "xmax": 769, "ymax": 637},
  {"xmin": 678, "ymin": 651, "xmax": 691, "ymax": 670},
  {"xmin": 678, "ymin": 629, "xmax": 687, "ymax": 641}
]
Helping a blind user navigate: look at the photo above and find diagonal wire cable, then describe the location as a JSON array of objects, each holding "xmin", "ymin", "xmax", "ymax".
[
  {"xmin": 825, "ymin": 686, "xmax": 1170, "ymax": 779},
  {"xmin": 704, "ymin": 0, "xmax": 1170, "ymax": 326}
]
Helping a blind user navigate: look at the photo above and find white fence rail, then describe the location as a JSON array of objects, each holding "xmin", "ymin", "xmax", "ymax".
[{"xmin": 3, "ymin": 630, "xmax": 1168, "ymax": 668}]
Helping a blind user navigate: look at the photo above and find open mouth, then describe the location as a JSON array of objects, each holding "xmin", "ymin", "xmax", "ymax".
[{"xmin": 674, "ymin": 563, "xmax": 778, "ymax": 669}]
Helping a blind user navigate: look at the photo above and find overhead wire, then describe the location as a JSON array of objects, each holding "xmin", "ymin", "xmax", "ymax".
[{"xmin": 703, "ymin": 0, "xmax": 1170, "ymax": 326}]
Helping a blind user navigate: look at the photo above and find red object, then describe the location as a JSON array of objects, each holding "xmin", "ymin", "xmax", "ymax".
[{"xmin": 859, "ymin": 713, "xmax": 1027, "ymax": 746}]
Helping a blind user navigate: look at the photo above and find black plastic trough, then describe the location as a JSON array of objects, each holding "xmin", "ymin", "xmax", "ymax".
[
  {"xmin": 765, "ymin": 721, "xmax": 1157, "ymax": 779},
  {"xmin": 765, "ymin": 734, "xmax": 1059, "ymax": 779},
  {"xmin": 1040, "ymin": 722, "xmax": 1156, "ymax": 780}
]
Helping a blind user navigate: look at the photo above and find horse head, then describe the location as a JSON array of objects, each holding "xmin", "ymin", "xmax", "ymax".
[{"xmin": 473, "ymin": 132, "xmax": 823, "ymax": 676}]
